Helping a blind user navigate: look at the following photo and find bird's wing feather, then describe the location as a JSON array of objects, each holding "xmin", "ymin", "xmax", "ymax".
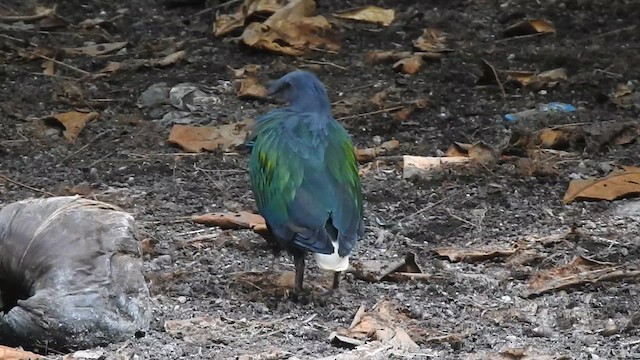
[{"xmin": 249, "ymin": 110, "xmax": 363, "ymax": 255}]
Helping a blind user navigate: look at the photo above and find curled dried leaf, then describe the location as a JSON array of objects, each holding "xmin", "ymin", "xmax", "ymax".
[{"xmin": 333, "ymin": 6, "xmax": 395, "ymax": 27}]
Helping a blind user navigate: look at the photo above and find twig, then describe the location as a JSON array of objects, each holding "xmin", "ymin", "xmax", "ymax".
[
  {"xmin": 300, "ymin": 59, "xmax": 347, "ymax": 70},
  {"xmin": 337, "ymin": 105, "xmax": 405, "ymax": 121},
  {"xmin": 0, "ymin": 174, "xmax": 57, "ymax": 197},
  {"xmin": 494, "ymin": 32, "xmax": 550, "ymax": 43},
  {"xmin": 88, "ymin": 151, "xmax": 115, "ymax": 168},
  {"xmin": 58, "ymin": 130, "xmax": 111, "ymax": 164},
  {"xmin": 24, "ymin": 51, "xmax": 91, "ymax": 76},
  {"xmin": 0, "ymin": 6, "xmax": 56, "ymax": 23},
  {"xmin": 0, "ymin": 33, "xmax": 38, "ymax": 47},
  {"xmin": 395, "ymin": 196, "xmax": 449, "ymax": 225},
  {"xmin": 594, "ymin": 24, "xmax": 637, "ymax": 38},
  {"xmin": 308, "ymin": 46, "xmax": 339, "ymax": 54},
  {"xmin": 28, "ymin": 72, "xmax": 82, "ymax": 81}
]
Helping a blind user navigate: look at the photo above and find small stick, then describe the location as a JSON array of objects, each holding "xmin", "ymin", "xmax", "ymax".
[
  {"xmin": 0, "ymin": 174, "xmax": 57, "ymax": 197},
  {"xmin": 58, "ymin": 130, "xmax": 111, "ymax": 164},
  {"xmin": 0, "ymin": 33, "xmax": 38, "ymax": 47},
  {"xmin": 300, "ymin": 59, "xmax": 347, "ymax": 70},
  {"xmin": 494, "ymin": 32, "xmax": 549, "ymax": 43},
  {"xmin": 24, "ymin": 51, "xmax": 91, "ymax": 76},
  {"xmin": 0, "ymin": 7, "xmax": 55, "ymax": 23},
  {"xmin": 337, "ymin": 105, "xmax": 405, "ymax": 121},
  {"xmin": 594, "ymin": 24, "xmax": 637, "ymax": 38}
]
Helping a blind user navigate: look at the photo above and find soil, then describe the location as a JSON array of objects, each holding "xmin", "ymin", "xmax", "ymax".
[{"xmin": 1, "ymin": 0, "xmax": 640, "ymax": 359}]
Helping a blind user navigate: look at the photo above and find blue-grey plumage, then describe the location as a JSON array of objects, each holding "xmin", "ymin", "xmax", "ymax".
[{"xmin": 248, "ymin": 70, "xmax": 364, "ymax": 295}]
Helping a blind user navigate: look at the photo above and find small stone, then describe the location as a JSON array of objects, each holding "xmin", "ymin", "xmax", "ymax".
[
  {"xmin": 177, "ymin": 296, "xmax": 187, "ymax": 304},
  {"xmin": 602, "ymin": 318, "xmax": 618, "ymax": 336},
  {"xmin": 531, "ymin": 325, "xmax": 554, "ymax": 338}
]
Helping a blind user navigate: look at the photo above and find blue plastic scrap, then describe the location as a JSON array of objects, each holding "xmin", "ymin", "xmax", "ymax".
[{"xmin": 504, "ymin": 102, "xmax": 577, "ymax": 122}]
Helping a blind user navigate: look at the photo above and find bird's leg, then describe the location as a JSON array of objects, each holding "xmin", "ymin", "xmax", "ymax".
[
  {"xmin": 332, "ymin": 271, "xmax": 341, "ymax": 290},
  {"xmin": 293, "ymin": 251, "xmax": 305, "ymax": 294}
]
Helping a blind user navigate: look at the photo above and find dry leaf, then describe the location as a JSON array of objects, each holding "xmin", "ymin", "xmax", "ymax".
[
  {"xmin": 51, "ymin": 111, "xmax": 99, "ymax": 142},
  {"xmin": 63, "ymin": 41, "xmax": 128, "ymax": 57},
  {"xmin": 167, "ymin": 119, "xmax": 251, "ymax": 153},
  {"xmin": 392, "ymin": 98, "xmax": 430, "ymax": 121},
  {"xmin": 77, "ymin": 17, "xmax": 107, "ymax": 28},
  {"xmin": 611, "ymin": 83, "xmax": 640, "ymax": 109},
  {"xmin": 365, "ymin": 50, "xmax": 442, "ymax": 64},
  {"xmin": 333, "ymin": 6, "xmax": 395, "ymax": 27},
  {"xmin": 370, "ymin": 90, "xmax": 388, "ymax": 109},
  {"xmin": 446, "ymin": 142, "xmax": 497, "ymax": 164},
  {"xmin": 42, "ymin": 59, "xmax": 55, "ymax": 75},
  {"xmin": 153, "ymin": 50, "xmax": 186, "ymax": 67},
  {"xmin": 230, "ymin": 64, "xmax": 263, "ymax": 78},
  {"xmin": 240, "ymin": 0, "xmax": 339, "ymax": 56},
  {"xmin": 336, "ymin": 301, "xmax": 418, "ymax": 350},
  {"xmin": 97, "ymin": 61, "xmax": 126, "ymax": 74},
  {"xmin": 505, "ymin": 68, "xmax": 567, "ymax": 89},
  {"xmin": 504, "ymin": 18, "xmax": 556, "ymax": 37},
  {"xmin": 192, "ymin": 211, "xmax": 267, "ymax": 233},
  {"xmin": 413, "ymin": 28, "xmax": 450, "ymax": 52},
  {"xmin": 355, "ymin": 139, "xmax": 399, "ymax": 162},
  {"xmin": 237, "ymin": 76, "xmax": 268, "ymax": 99},
  {"xmin": 393, "ymin": 55, "xmax": 423, "ymax": 74},
  {"xmin": 0, "ymin": 345, "xmax": 42, "ymax": 360},
  {"xmin": 525, "ymin": 256, "xmax": 640, "ymax": 297},
  {"xmin": 213, "ymin": 0, "xmax": 286, "ymax": 37},
  {"xmin": 434, "ymin": 247, "xmax": 517, "ymax": 262},
  {"xmin": 563, "ymin": 166, "xmax": 640, "ymax": 203}
]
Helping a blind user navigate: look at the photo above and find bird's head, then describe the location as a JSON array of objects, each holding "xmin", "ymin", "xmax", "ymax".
[{"xmin": 268, "ymin": 70, "xmax": 331, "ymax": 115}]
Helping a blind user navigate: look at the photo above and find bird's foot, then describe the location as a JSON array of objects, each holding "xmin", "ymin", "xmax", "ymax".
[{"xmin": 290, "ymin": 288, "xmax": 331, "ymax": 306}]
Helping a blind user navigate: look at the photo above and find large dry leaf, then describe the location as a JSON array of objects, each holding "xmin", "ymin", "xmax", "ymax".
[
  {"xmin": 51, "ymin": 111, "xmax": 99, "ymax": 142},
  {"xmin": 192, "ymin": 211, "xmax": 267, "ymax": 233},
  {"xmin": 0, "ymin": 345, "xmax": 42, "ymax": 359},
  {"xmin": 350, "ymin": 253, "xmax": 424, "ymax": 283},
  {"xmin": 213, "ymin": 0, "xmax": 286, "ymax": 37},
  {"xmin": 413, "ymin": 28, "xmax": 450, "ymax": 52},
  {"xmin": 611, "ymin": 83, "xmax": 640, "ymax": 109},
  {"xmin": 63, "ymin": 42, "xmax": 128, "ymax": 57},
  {"xmin": 240, "ymin": 0, "xmax": 339, "ymax": 56},
  {"xmin": 237, "ymin": 76, "xmax": 268, "ymax": 99},
  {"xmin": 167, "ymin": 120, "xmax": 251, "ymax": 152},
  {"xmin": 445, "ymin": 142, "xmax": 498, "ymax": 164},
  {"xmin": 563, "ymin": 166, "xmax": 640, "ymax": 203},
  {"xmin": 504, "ymin": 18, "xmax": 556, "ymax": 37},
  {"xmin": 355, "ymin": 139, "xmax": 399, "ymax": 162},
  {"xmin": 434, "ymin": 246, "xmax": 517, "ymax": 262},
  {"xmin": 333, "ymin": 6, "xmax": 395, "ymax": 27},
  {"xmin": 525, "ymin": 256, "xmax": 640, "ymax": 297}
]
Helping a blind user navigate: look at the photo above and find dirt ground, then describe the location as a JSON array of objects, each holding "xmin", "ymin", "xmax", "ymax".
[{"xmin": 1, "ymin": 0, "xmax": 640, "ymax": 358}]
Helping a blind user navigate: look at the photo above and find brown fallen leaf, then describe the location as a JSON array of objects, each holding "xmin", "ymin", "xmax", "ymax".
[
  {"xmin": 525, "ymin": 256, "xmax": 640, "ymax": 298},
  {"xmin": 213, "ymin": 0, "xmax": 286, "ymax": 37},
  {"xmin": 563, "ymin": 165, "xmax": 640, "ymax": 204},
  {"xmin": 505, "ymin": 68, "xmax": 567, "ymax": 89},
  {"xmin": 240, "ymin": 0, "xmax": 339, "ymax": 56},
  {"xmin": 237, "ymin": 76, "xmax": 268, "ymax": 99},
  {"xmin": 392, "ymin": 98, "xmax": 430, "ymax": 121},
  {"xmin": 42, "ymin": 59, "xmax": 55, "ymax": 75},
  {"xmin": 192, "ymin": 211, "xmax": 267, "ymax": 233},
  {"xmin": 333, "ymin": 6, "xmax": 395, "ymax": 27},
  {"xmin": 445, "ymin": 142, "xmax": 498, "ymax": 164},
  {"xmin": 63, "ymin": 41, "xmax": 128, "ymax": 57},
  {"xmin": 370, "ymin": 90, "xmax": 388, "ymax": 109},
  {"xmin": 229, "ymin": 64, "xmax": 263, "ymax": 78},
  {"xmin": 611, "ymin": 83, "xmax": 640, "ymax": 109},
  {"xmin": 0, "ymin": 345, "xmax": 42, "ymax": 360},
  {"xmin": 413, "ymin": 28, "xmax": 450, "ymax": 53},
  {"xmin": 167, "ymin": 119, "xmax": 251, "ymax": 153},
  {"xmin": 336, "ymin": 300, "xmax": 418, "ymax": 351},
  {"xmin": 50, "ymin": 111, "xmax": 99, "ymax": 142},
  {"xmin": 152, "ymin": 50, "xmax": 187, "ymax": 67},
  {"xmin": 393, "ymin": 55, "xmax": 423, "ymax": 74},
  {"xmin": 504, "ymin": 18, "xmax": 556, "ymax": 37},
  {"xmin": 355, "ymin": 139, "xmax": 399, "ymax": 162},
  {"xmin": 97, "ymin": 61, "xmax": 127, "ymax": 74},
  {"xmin": 434, "ymin": 246, "xmax": 517, "ymax": 262},
  {"xmin": 365, "ymin": 50, "xmax": 442, "ymax": 64}
]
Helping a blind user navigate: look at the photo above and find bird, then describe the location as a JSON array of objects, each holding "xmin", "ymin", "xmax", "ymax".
[{"xmin": 248, "ymin": 70, "xmax": 364, "ymax": 298}]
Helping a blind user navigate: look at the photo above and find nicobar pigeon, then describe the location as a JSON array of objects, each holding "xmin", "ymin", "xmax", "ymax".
[{"xmin": 248, "ymin": 70, "xmax": 364, "ymax": 296}]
